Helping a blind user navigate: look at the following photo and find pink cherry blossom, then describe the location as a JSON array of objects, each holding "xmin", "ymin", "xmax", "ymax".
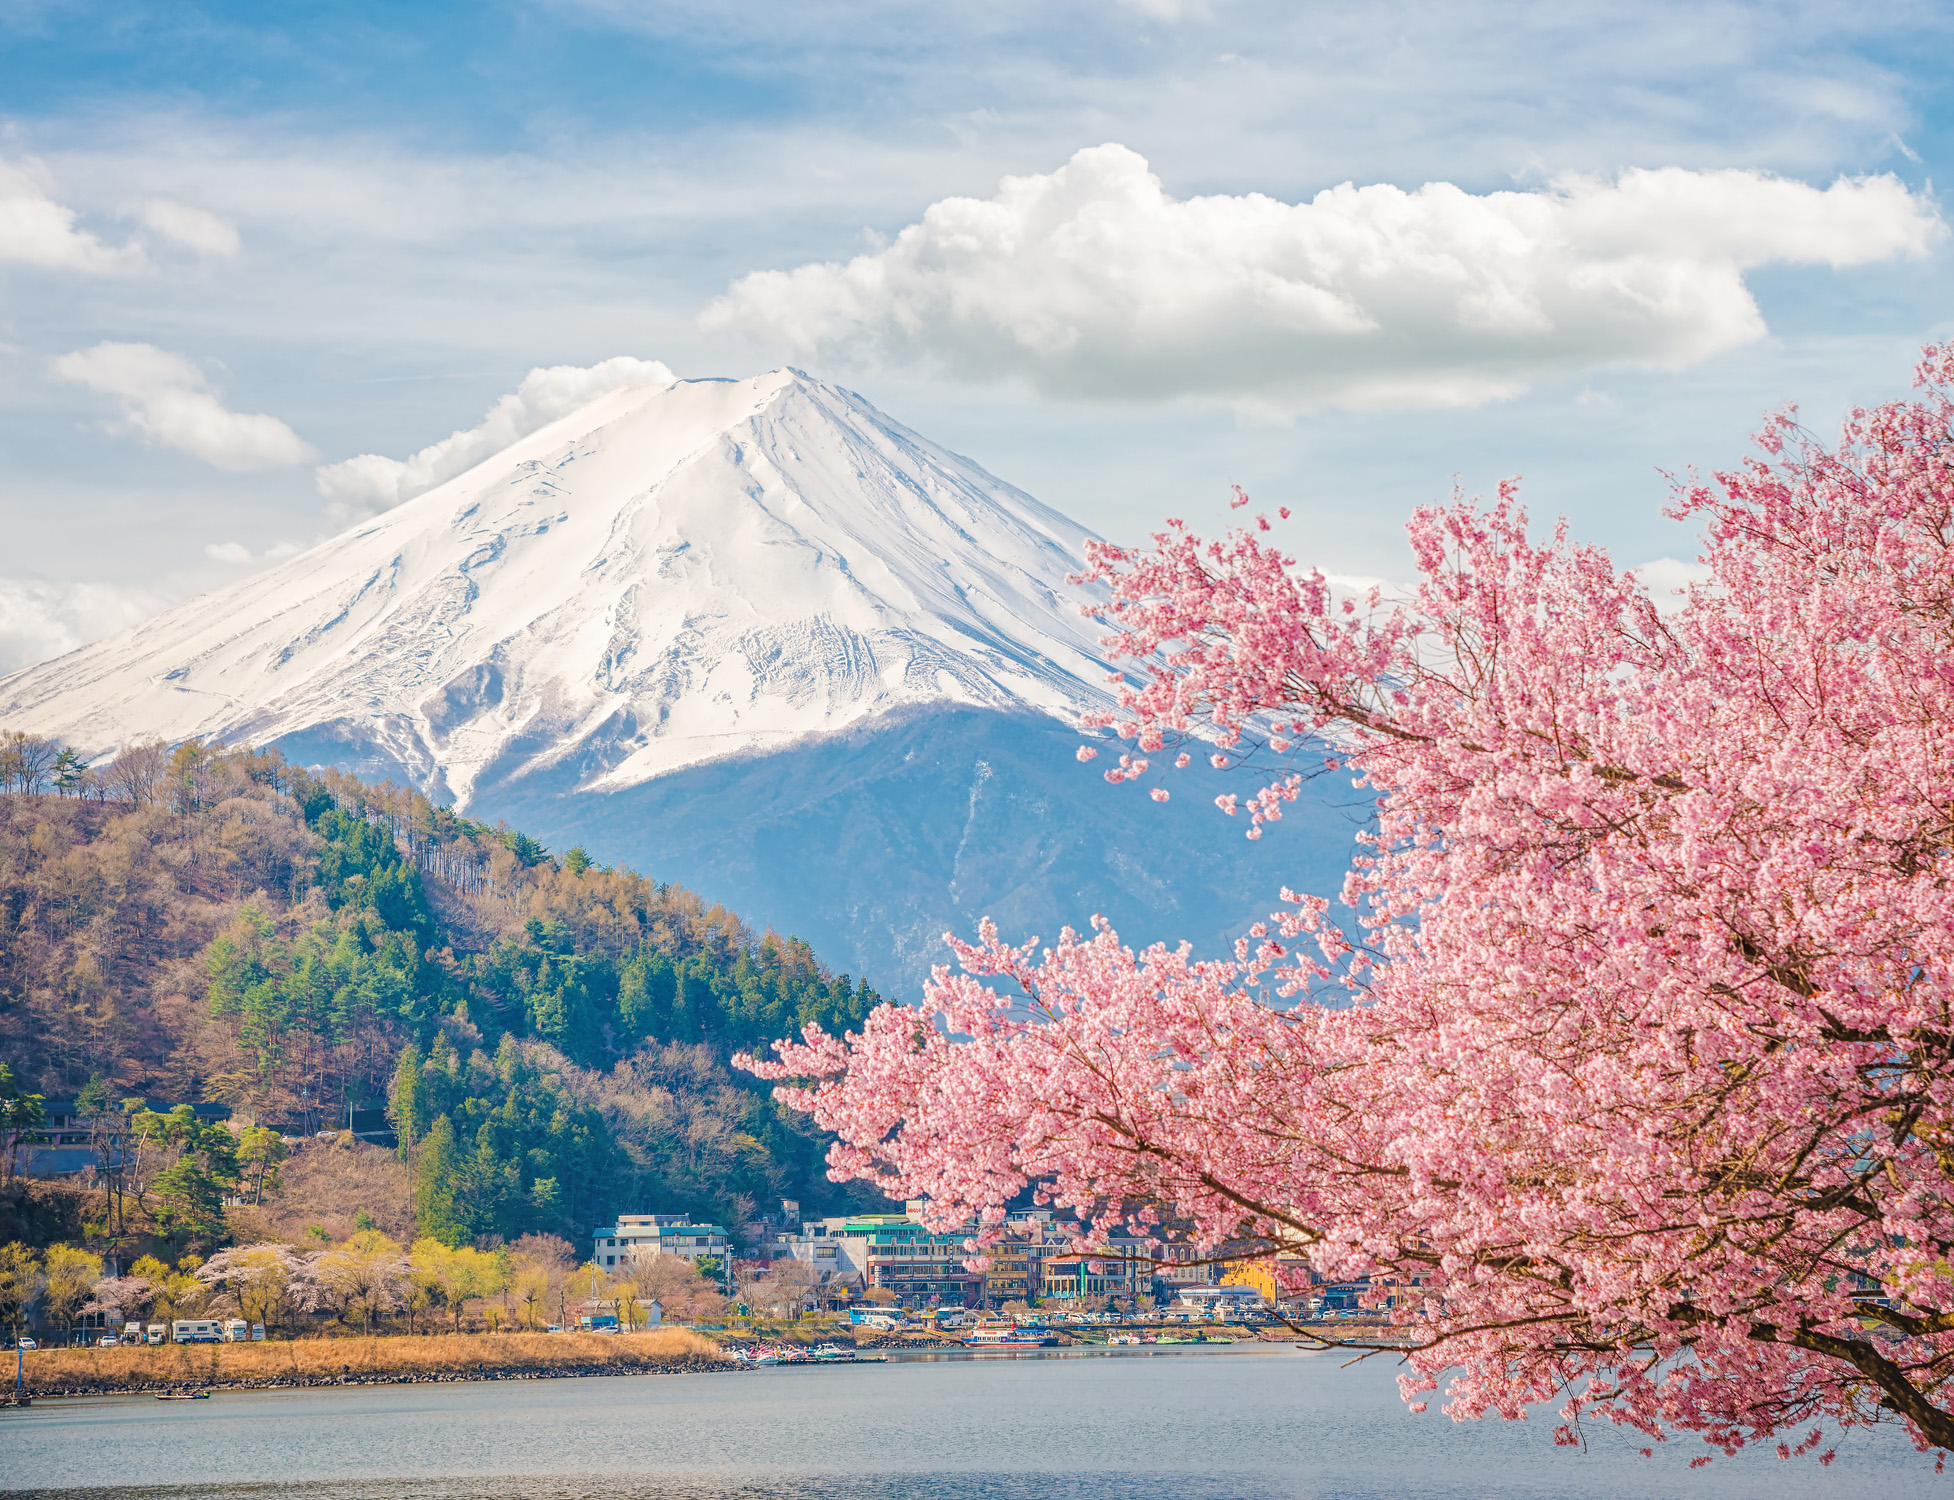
[{"xmin": 742, "ymin": 346, "xmax": 1954, "ymax": 1464}]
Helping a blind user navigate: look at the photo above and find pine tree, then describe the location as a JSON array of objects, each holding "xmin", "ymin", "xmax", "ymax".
[
  {"xmin": 411, "ymin": 1115, "xmax": 467, "ymax": 1247},
  {"xmin": 388, "ymin": 1041, "xmax": 426, "ymax": 1158}
]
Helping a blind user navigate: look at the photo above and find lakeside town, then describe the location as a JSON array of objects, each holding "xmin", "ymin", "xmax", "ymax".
[{"xmin": 4, "ymin": 1089, "xmax": 1372, "ymax": 1375}]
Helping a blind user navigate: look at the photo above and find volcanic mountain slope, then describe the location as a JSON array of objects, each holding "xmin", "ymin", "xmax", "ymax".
[
  {"xmin": 1, "ymin": 370, "xmax": 1111, "ymax": 800},
  {"xmin": 1, "ymin": 371, "xmax": 1362, "ymax": 995}
]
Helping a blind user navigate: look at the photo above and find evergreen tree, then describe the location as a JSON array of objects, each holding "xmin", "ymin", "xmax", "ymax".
[
  {"xmin": 411, "ymin": 1115, "xmax": 467, "ymax": 1248},
  {"xmin": 389, "ymin": 1041, "xmax": 427, "ymax": 1157}
]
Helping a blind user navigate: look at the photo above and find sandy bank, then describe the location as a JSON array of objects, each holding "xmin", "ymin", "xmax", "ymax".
[{"xmin": 11, "ymin": 1329, "xmax": 729, "ymax": 1396}]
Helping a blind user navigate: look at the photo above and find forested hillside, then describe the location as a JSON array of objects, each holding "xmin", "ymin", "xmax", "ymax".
[{"xmin": 0, "ymin": 733, "xmax": 885, "ymax": 1251}]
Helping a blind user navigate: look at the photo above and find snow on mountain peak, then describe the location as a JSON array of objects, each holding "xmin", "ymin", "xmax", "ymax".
[{"xmin": 0, "ymin": 370, "xmax": 1114, "ymax": 804}]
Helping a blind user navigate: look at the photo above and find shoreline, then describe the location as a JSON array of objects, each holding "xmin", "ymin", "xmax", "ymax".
[
  {"xmin": 5, "ymin": 1329, "xmax": 732, "ymax": 1400},
  {"xmin": 5, "ymin": 1326, "xmax": 1358, "ymax": 1402}
]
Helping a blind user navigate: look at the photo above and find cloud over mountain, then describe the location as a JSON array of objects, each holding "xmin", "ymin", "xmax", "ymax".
[
  {"xmin": 52, "ymin": 342, "xmax": 318, "ymax": 471},
  {"xmin": 0, "ymin": 577, "xmax": 166, "ymax": 676},
  {"xmin": 315, "ymin": 355, "xmax": 677, "ymax": 521},
  {"xmin": 704, "ymin": 144, "xmax": 1945, "ymax": 408}
]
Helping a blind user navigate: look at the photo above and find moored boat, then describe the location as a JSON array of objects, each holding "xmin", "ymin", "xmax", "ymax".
[{"xmin": 961, "ymin": 1327, "xmax": 1060, "ymax": 1348}]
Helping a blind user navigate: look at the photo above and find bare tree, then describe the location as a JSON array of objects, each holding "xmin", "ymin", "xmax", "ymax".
[
  {"xmin": 0, "ymin": 731, "xmax": 57, "ymax": 795},
  {"xmin": 746, "ymin": 1257, "xmax": 822, "ymax": 1319},
  {"xmin": 107, "ymin": 740, "xmax": 167, "ymax": 807},
  {"xmin": 627, "ymin": 1253, "xmax": 727, "ymax": 1321}
]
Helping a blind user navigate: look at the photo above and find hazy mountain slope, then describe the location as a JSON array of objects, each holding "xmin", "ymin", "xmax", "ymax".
[{"xmin": 474, "ymin": 704, "xmax": 1368, "ymax": 998}]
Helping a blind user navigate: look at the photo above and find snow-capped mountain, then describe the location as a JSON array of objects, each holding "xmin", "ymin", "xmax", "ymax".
[
  {"xmin": 2, "ymin": 371, "xmax": 1359, "ymax": 995},
  {"xmin": 0, "ymin": 370, "xmax": 1111, "ymax": 800}
]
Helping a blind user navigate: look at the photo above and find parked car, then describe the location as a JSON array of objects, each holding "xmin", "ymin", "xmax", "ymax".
[
  {"xmin": 97, "ymin": 1334, "xmax": 119, "ymax": 1347},
  {"xmin": 16, "ymin": 1337, "xmax": 36, "ymax": 1350}
]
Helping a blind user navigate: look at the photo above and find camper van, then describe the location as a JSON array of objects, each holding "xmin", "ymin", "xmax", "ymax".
[
  {"xmin": 144, "ymin": 1323, "xmax": 166, "ymax": 1345},
  {"xmin": 122, "ymin": 1321, "xmax": 144, "ymax": 1344},
  {"xmin": 171, "ymin": 1319, "xmax": 222, "ymax": 1344},
  {"xmin": 221, "ymin": 1319, "xmax": 250, "ymax": 1342}
]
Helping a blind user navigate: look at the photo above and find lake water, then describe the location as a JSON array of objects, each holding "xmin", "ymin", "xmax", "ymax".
[{"xmin": 1, "ymin": 1345, "xmax": 1941, "ymax": 1499}]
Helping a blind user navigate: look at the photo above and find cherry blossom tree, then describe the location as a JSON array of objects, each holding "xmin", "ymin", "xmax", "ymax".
[{"xmin": 744, "ymin": 347, "xmax": 1954, "ymax": 1465}]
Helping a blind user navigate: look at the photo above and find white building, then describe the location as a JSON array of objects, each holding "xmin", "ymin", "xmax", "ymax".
[
  {"xmin": 1175, "ymin": 1284, "xmax": 1265, "ymax": 1314},
  {"xmin": 593, "ymin": 1214, "xmax": 731, "ymax": 1271}
]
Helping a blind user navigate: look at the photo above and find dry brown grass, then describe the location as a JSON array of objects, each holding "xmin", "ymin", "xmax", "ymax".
[
  {"xmin": 19, "ymin": 1329, "xmax": 726, "ymax": 1394},
  {"xmin": 228, "ymin": 1135, "xmax": 415, "ymax": 1245}
]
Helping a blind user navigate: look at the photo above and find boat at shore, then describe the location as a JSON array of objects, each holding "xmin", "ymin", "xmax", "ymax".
[
  {"xmin": 962, "ymin": 1327, "xmax": 1061, "ymax": 1348},
  {"xmin": 729, "ymin": 1342, "xmax": 858, "ymax": 1366}
]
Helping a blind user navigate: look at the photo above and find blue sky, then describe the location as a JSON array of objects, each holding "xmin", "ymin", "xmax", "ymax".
[{"xmin": 2, "ymin": 0, "xmax": 1951, "ymax": 669}]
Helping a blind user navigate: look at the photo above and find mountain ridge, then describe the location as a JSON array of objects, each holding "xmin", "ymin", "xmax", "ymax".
[{"xmin": 0, "ymin": 370, "xmax": 1112, "ymax": 802}]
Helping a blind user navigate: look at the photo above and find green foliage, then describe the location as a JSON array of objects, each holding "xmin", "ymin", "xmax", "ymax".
[
  {"xmin": 237, "ymin": 1126, "xmax": 287, "ymax": 1204},
  {"xmin": 502, "ymin": 830, "xmax": 550, "ymax": 868},
  {"xmin": 132, "ymin": 1105, "xmax": 240, "ymax": 1250},
  {"xmin": 73, "ymin": 1074, "xmax": 114, "ymax": 1116},
  {"xmin": 310, "ymin": 804, "xmax": 436, "ymax": 942},
  {"xmin": 408, "ymin": 1114, "xmax": 465, "ymax": 1248},
  {"xmin": 41, "ymin": 1242, "xmax": 103, "ymax": 1329},
  {"xmin": 0, "ymin": 1241, "xmax": 42, "ymax": 1336},
  {"xmin": 389, "ymin": 1041, "xmax": 428, "ymax": 1156},
  {"xmin": 401, "ymin": 1036, "xmax": 610, "ymax": 1246},
  {"xmin": 0, "ymin": 1062, "xmax": 48, "ymax": 1152},
  {"xmin": 474, "ymin": 919, "xmax": 881, "ymax": 1067}
]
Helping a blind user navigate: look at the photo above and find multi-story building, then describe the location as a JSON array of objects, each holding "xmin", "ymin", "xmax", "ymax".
[
  {"xmin": 772, "ymin": 1211, "xmax": 981, "ymax": 1308},
  {"xmin": 1041, "ymin": 1256, "xmax": 1123, "ymax": 1304},
  {"xmin": 981, "ymin": 1239, "xmax": 1035, "ymax": 1304},
  {"xmin": 771, "ymin": 1203, "xmax": 1161, "ymax": 1310},
  {"xmin": 592, "ymin": 1214, "xmax": 731, "ymax": 1275},
  {"xmin": 1152, "ymin": 1242, "xmax": 1217, "ymax": 1298},
  {"xmin": 1221, "ymin": 1254, "xmax": 1313, "ymax": 1309}
]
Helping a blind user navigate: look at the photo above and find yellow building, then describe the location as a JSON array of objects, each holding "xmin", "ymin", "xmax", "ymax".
[{"xmin": 1221, "ymin": 1255, "xmax": 1311, "ymax": 1305}]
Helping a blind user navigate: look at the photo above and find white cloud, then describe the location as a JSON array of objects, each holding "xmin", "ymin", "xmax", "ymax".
[
  {"xmin": 1632, "ymin": 555, "xmax": 1713, "ymax": 615},
  {"xmin": 0, "ymin": 157, "xmax": 143, "ymax": 274},
  {"xmin": 315, "ymin": 354, "xmax": 676, "ymax": 520},
  {"xmin": 0, "ymin": 578, "xmax": 166, "ymax": 676},
  {"xmin": 131, "ymin": 196, "xmax": 241, "ymax": 256},
  {"xmin": 204, "ymin": 539, "xmax": 299, "ymax": 565},
  {"xmin": 53, "ymin": 341, "xmax": 318, "ymax": 471},
  {"xmin": 703, "ymin": 144, "xmax": 1945, "ymax": 408}
]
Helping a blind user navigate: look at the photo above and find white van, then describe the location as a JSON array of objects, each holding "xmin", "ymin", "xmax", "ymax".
[
  {"xmin": 145, "ymin": 1323, "xmax": 166, "ymax": 1345},
  {"xmin": 221, "ymin": 1319, "xmax": 250, "ymax": 1342},
  {"xmin": 171, "ymin": 1319, "xmax": 222, "ymax": 1344},
  {"xmin": 122, "ymin": 1321, "xmax": 144, "ymax": 1344}
]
